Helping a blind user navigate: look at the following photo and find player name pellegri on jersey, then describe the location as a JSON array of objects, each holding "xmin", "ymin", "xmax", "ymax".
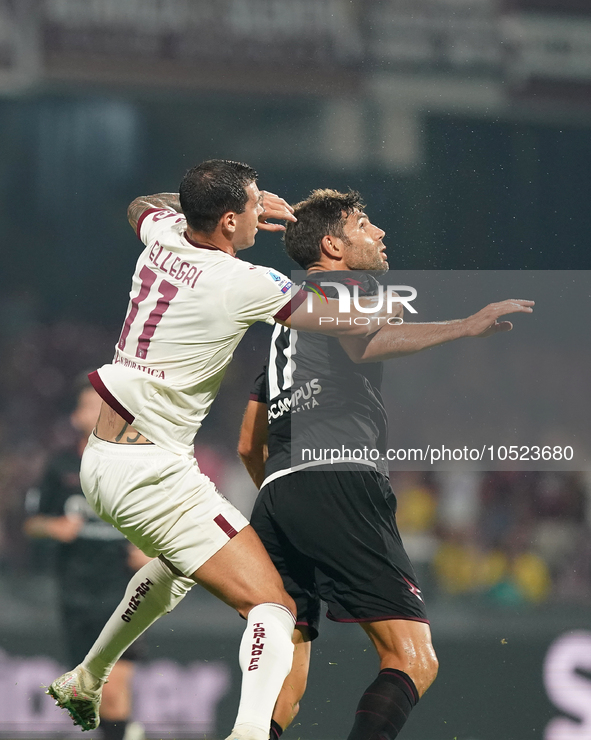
[{"xmin": 147, "ymin": 240, "xmax": 203, "ymax": 288}]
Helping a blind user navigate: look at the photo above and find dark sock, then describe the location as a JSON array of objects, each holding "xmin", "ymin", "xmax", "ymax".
[
  {"xmin": 346, "ymin": 668, "xmax": 419, "ymax": 740},
  {"xmin": 101, "ymin": 719, "xmax": 127, "ymax": 740},
  {"xmin": 270, "ymin": 719, "xmax": 284, "ymax": 740}
]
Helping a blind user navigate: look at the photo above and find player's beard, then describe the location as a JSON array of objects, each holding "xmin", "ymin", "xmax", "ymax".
[{"xmin": 346, "ymin": 244, "xmax": 388, "ymax": 273}]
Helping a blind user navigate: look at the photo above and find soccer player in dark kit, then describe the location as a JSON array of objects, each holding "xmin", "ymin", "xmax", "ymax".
[
  {"xmin": 24, "ymin": 375, "xmax": 149, "ymax": 740},
  {"xmin": 238, "ymin": 189, "xmax": 535, "ymax": 740}
]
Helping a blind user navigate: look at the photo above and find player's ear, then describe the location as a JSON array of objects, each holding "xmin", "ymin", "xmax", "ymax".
[
  {"xmin": 221, "ymin": 210, "xmax": 237, "ymax": 234},
  {"xmin": 320, "ymin": 234, "xmax": 342, "ymax": 259}
]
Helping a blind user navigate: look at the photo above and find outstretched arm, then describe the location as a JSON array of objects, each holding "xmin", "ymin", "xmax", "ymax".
[
  {"xmin": 127, "ymin": 193, "xmax": 182, "ymax": 233},
  {"xmin": 24, "ymin": 514, "xmax": 83, "ymax": 542},
  {"xmin": 339, "ymin": 299, "xmax": 535, "ymax": 363},
  {"xmin": 238, "ymin": 399, "xmax": 269, "ymax": 489}
]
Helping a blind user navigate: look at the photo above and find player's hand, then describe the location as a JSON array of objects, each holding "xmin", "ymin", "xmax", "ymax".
[
  {"xmin": 46, "ymin": 515, "xmax": 84, "ymax": 542},
  {"xmin": 466, "ymin": 299, "xmax": 535, "ymax": 338},
  {"xmin": 258, "ymin": 191, "xmax": 297, "ymax": 232}
]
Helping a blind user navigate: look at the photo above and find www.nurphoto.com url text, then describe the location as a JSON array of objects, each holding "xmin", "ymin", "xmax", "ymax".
[{"xmin": 301, "ymin": 445, "xmax": 574, "ymax": 466}]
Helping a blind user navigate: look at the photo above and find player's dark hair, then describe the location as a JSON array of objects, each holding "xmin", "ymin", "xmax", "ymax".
[
  {"xmin": 179, "ymin": 159, "xmax": 258, "ymax": 234},
  {"xmin": 284, "ymin": 189, "xmax": 365, "ymax": 269}
]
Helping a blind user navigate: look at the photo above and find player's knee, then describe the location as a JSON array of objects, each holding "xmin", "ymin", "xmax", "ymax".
[
  {"xmin": 280, "ymin": 592, "xmax": 296, "ymax": 619},
  {"xmin": 410, "ymin": 648, "xmax": 438, "ymax": 697},
  {"xmin": 423, "ymin": 651, "xmax": 439, "ymax": 689},
  {"xmin": 380, "ymin": 643, "xmax": 438, "ymax": 697},
  {"xmin": 240, "ymin": 592, "xmax": 296, "ymax": 620},
  {"xmin": 265, "ymin": 574, "xmax": 297, "ymax": 616},
  {"xmin": 238, "ymin": 574, "xmax": 296, "ymax": 618}
]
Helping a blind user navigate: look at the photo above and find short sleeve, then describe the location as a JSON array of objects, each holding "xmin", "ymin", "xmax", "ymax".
[
  {"xmin": 249, "ymin": 366, "xmax": 268, "ymax": 404},
  {"xmin": 226, "ymin": 264, "xmax": 306, "ymax": 325},
  {"xmin": 137, "ymin": 208, "xmax": 186, "ymax": 246}
]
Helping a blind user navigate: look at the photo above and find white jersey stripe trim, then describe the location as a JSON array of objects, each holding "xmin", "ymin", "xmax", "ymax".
[
  {"xmin": 282, "ymin": 328, "xmax": 296, "ymax": 391},
  {"xmin": 260, "ymin": 457, "xmax": 377, "ymax": 489},
  {"xmin": 267, "ymin": 323, "xmax": 283, "ymax": 401}
]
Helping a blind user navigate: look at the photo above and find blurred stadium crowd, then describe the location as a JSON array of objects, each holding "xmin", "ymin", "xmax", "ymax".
[{"xmin": 1, "ymin": 319, "xmax": 589, "ymax": 607}]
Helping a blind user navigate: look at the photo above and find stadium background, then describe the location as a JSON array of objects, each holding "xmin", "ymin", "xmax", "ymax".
[{"xmin": 1, "ymin": 1, "xmax": 591, "ymax": 738}]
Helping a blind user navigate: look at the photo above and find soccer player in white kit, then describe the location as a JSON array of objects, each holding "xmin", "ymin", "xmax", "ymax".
[{"xmin": 47, "ymin": 160, "xmax": 383, "ymax": 740}]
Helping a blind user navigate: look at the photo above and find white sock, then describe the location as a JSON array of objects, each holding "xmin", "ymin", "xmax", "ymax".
[
  {"xmin": 230, "ymin": 603, "xmax": 295, "ymax": 740},
  {"xmin": 82, "ymin": 558, "xmax": 193, "ymax": 681}
]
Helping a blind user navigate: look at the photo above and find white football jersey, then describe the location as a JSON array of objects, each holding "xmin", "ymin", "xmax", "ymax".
[{"xmin": 91, "ymin": 207, "xmax": 298, "ymax": 455}]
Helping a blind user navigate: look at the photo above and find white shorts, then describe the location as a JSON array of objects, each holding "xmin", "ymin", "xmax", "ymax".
[{"xmin": 80, "ymin": 433, "xmax": 249, "ymax": 577}]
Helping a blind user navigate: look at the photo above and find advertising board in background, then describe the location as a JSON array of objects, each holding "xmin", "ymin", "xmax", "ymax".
[{"xmin": 1, "ymin": 614, "xmax": 590, "ymax": 740}]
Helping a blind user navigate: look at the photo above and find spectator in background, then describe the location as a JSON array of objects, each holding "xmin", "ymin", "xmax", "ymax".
[
  {"xmin": 24, "ymin": 374, "xmax": 148, "ymax": 740},
  {"xmin": 433, "ymin": 472, "xmax": 554, "ymax": 604}
]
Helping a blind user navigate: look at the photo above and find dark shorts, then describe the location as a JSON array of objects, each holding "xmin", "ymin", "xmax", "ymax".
[
  {"xmin": 250, "ymin": 467, "xmax": 429, "ymax": 640},
  {"xmin": 62, "ymin": 604, "xmax": 145, "ymax": 667}
]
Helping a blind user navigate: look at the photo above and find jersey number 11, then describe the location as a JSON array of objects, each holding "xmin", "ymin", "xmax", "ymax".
[{"xmin": 117, "ymin": 266, "xmax": 178, "ymax": 359}]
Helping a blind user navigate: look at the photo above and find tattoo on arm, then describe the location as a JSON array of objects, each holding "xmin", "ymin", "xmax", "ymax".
[
  {"xmin": 115, "ymin": 422, "xmax": 129, "ymax": 442},
  {"xmin": 127, "ymin": 193, "xmax": 182, "ymax": 232}
]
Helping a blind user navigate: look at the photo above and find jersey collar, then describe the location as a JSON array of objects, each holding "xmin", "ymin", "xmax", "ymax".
[{"xmin": 183, "ymin": 231, "xmax": 236, "ymax": 258}]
